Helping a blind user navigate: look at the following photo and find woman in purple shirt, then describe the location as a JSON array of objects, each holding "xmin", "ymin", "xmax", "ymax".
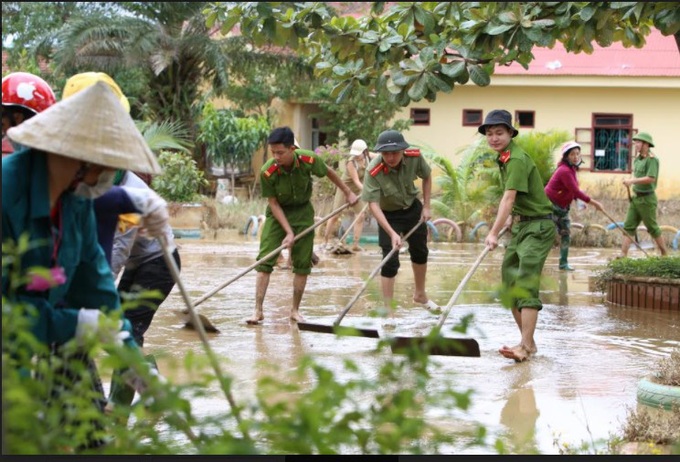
[{"xmin": 544, "ymin": 142, "xmax": 603, "ymax": 271}]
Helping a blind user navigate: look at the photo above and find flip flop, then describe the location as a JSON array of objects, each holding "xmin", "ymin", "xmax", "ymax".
[{"xmin": 420, "ymin": 299, "xmax": 442, "ymax": 314}]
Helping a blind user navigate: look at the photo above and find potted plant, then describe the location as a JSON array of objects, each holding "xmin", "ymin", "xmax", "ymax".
[{"xmin": 595, "ymin": 256, "xmax": 680, "ymax": 310}]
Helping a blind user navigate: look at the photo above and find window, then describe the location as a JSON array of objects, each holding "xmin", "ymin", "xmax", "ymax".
[
  {"xmin": 462, "ymin": 109, "xmax": 482, "ymax": 126},
  {"xmin": 410, "ymin": 108, "xmax": 430, "ymax": 126},
  {"xmin": 591, "ymin": 113, "xmax": 633, "ymax": 172},
  {"xmin": 515, "ymin": 110, "xmax": 535, "ymax": 128}
]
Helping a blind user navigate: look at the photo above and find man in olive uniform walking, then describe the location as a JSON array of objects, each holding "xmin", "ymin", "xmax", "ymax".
[
  {"xmin": 246, "ymin": 127, "xmax": 358, "ymax": 325},
  {"xmin": 481, "ymin": 110, "xmax": 556, "ymax": 363},
  {"xmin": 620, "ymin": 132, "xmax": 668, "ymax": 257},
  {"xmin": 361, "ymin": 129, "xmax": 439, "ymax": 315}
]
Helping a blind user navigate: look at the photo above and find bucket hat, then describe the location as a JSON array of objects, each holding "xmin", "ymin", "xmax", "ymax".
[
  {"xmin": 374, "ymin": 130, "xmax": 409, "ymax": 152},
  {"xmin": 632, "ymin": 132, "xmax": 654, "ymax": 148},
  {"xmin": 349, "ymin": 139, "xmax": 368, "ymax": 156},
  {"xmin": 62, "ymin": 72, "xmax": 130, "ymax": 113},
  {"xmin": 561, "ymin": 141, "xmax": 581, "ymax": 156},
  {"xmin": 478, "ymin": 109, "xmax": 518, "ymax": 138},
  {"xmin": 6, "ymin": 81, "xmax": 161, "ymax": 174}
]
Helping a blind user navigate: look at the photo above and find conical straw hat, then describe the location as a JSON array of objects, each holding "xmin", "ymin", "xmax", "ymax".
[{"xmin": 6, "ymin": 81, "xmax": 161, "ymax": 174}]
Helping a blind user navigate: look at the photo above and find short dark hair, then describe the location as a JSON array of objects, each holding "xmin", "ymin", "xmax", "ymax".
[{"xmin": 268, "ymin": 126, "xmax": 295, "ymax": 147}]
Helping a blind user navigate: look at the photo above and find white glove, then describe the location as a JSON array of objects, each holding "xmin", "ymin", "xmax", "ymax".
[
  {"xmin": 76, "ymin": 308, "xmax": 132, "ymax": 347},
  {"xmin": 121, "ymin": 186, "xmax": 169, "ymax": 238}
]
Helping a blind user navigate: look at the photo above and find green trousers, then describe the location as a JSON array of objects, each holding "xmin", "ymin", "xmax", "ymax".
[{"xmin": 501, "ymin": 218, "xmax": 556, "ymax": 310}]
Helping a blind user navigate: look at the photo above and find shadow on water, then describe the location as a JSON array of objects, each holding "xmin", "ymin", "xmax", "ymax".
[{"xmin": 142, "ymin": 234, "xmax": 680, "ymax": 454}]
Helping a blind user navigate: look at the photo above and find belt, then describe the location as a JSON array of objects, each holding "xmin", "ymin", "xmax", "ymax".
[
  {"xmin": 635, "ymin": 191, "xmax": 654, "ymax": 197},
  {"xmin": 517, "ymin": 214, "xmax": 553, "ymax": 222}
]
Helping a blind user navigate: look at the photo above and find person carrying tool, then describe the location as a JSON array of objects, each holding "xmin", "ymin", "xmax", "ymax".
[
  {"xmin": 361, "ymin": 129, "xmax": 439, "ymax": 315},
  {"xmin": 62, "ymin": 72, "xmax": 178, "ymax": 345},
  {"xmin": 323, "ymin": 138, "xmax": 372, "ymax": 252},
  {"xmin": 60, "ymin": 71, "xmax": 177, "ymax": 414},
  {"xmin": 481, "ymin": 110, "xmax": 556, "ymax": 363},
  {"xmin": 2, "ymin": 81, "xmax": 165, "ymax": 448},
  {"xmin": 544, "ymin": 141, "xmax": 604, "ymax": 271},
  {"xmin": 246, "ymin": 126, "xmax": 359, "ymax": 325},
  {"xmin": 620, "ymin": 132, "xmax": 668, "ymax": 258}
]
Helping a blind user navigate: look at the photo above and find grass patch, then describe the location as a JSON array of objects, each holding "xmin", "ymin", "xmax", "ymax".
[{"xmin": 593, "ymin": 256, "xmax": 680, "ymax": 292}]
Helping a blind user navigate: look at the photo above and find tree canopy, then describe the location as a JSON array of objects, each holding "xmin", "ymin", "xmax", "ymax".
[{"xmin": 205, "ymin": 2, "xmax": 680, "ymax": 105}]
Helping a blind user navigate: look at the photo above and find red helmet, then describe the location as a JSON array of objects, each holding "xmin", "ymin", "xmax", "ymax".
[{"xmin": 2, "ymin": 72, "xmax": 57, "ymax": 115}]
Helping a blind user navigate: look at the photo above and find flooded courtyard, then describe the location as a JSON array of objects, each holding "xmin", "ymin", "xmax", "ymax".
[{"xmin": 139, "ymin": 232, "xmax": 680, "ymax": 454}]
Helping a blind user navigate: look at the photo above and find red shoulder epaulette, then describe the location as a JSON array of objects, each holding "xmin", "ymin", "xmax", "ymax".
[
  {"xmin": 370, "ymin": 162, "xmax": 388, "ymax": 177},
  {"xmin": 499, "ymin": 150, "xmax": 511, "ymax": 164},
  {"xmin": 264, "ymin": 163, "xmax": 280, "ymax": 178},
  {"xmin": 299, "ymin": 155, "xmax": 314, "ymax": 164},
  {"xmin": 404, "ymin": 148, "xmax": 421, "ymax": 157}
]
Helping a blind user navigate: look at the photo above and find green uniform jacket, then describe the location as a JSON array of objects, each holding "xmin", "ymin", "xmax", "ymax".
[
  {"xmin": 361, "ymin": 150, "xmax": 431, "ymax": 211},
  {"xmin": 632, "ymin": 155, "xmax": 659, "ymax": 194},
  {"xmin": 498, "ymin": 141, "xmax": 553, "ymax": 217},
  {"xmin": 2, "ymin": 149, "xmax": 121, "ymax": 346},
  {"xmin": 259, "ymin": 148, "xmax": 328, "ymax": 225}
]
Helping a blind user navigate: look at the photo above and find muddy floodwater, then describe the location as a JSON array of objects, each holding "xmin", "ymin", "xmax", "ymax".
[{"xmin": 139, "ymin": 231, "xmax": 680, "ymax": 455}]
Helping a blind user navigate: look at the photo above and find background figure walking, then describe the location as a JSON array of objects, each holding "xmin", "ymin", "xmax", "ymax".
[
  {"xmin": 620, "ymin": 132, "xmax": 668, "ymax": 257},
  {"xmin": 323, "ymin": 138, "xmax": 371, "ymax": 251},
  {"xmin": 544, "ymin": 141, "xmax": 603, "ymax": 271}
]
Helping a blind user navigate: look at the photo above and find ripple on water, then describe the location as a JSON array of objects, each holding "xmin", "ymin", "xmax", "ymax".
[{"xmin": 141, "ymin": 242, "xmax": 679, "ymax": 454}]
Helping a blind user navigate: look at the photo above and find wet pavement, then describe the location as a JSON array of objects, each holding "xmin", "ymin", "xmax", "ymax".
[{"xmin": 140, "ymin": 233, "xmax": 680, "ymax": 454}]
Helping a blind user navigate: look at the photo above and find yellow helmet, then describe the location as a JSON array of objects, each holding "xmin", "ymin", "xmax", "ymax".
[{"xmin": 62, "ymin": 71, "xmax": 130, "ymax": 113}]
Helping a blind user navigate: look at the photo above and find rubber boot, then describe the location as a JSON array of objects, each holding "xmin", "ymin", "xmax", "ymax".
[
  {"xmin": 108, "ymin": 355, "xmax": 160, "ymax": 424},
  {"xmin": 108, "ymin": 368, "xmax": 136, "ymax": 425},
  {"xmin": 558, "ymin": 240, "xmax": 574, "ymax": 271}
]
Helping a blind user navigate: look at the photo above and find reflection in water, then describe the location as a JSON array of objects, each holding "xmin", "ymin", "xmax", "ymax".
[
  {"xmin": 499, "ymin": 364, "xmax": 539, "ymax": 454},
  {"xmin": 558, "ymin": 272, "xmax": 569, "ymax": 306},
  {"xmin": 143, "ymin": 240, "xmax": 680, "ymax": 454}
]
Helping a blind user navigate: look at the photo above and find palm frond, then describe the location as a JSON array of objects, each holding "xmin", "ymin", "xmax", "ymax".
[{"xmin": 136, "ymin": 119, "xmax": 194, "ymax": 154}]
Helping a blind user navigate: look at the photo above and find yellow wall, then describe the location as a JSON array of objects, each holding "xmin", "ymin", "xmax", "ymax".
[{"xmin": 394, "ymin": 75, "xmax": 680, "ymax": 200}]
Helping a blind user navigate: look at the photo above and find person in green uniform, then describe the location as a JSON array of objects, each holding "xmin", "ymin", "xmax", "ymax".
[
  {"xmin": 246, "ymin": 126, "xmax": 358, "ymax": 325},
  {"xmin": 361, "ymin": 129, "xmax": 439, "ymax": 315},
  {"xmin": 620, "ymin": 132, "xmax": 668, "ymax": 257},
  {"xmin": 481, "ymin": 110, "xmax": 556, "ymax": 363},
  {"xmin": 323, "ymin": 138, "xmax": 371, "ymax": 251}
]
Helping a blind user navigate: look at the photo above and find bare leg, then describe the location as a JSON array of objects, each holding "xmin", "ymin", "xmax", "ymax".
[
  {"xmin": 324, "ymin": 216, "xmax": 339, "ymax": 245},
  {"xmin": 620, "ymin": 234, "xmax": 633, "ymax": 258},
  {"xmin": 290, "ymin": 273, "xmax": 308, "ymax": 322},
  {"xmin": 520, "ymin": 308, "xmax": 538, "ymax": 353},
  {"xmin": 411, "ymin": 262, "xmax": 429, "ymax": 304},
  {"xmin": 654, "ymin": 235, "xmax": 668, "ymax": 256},
  {"xmin": 246, "ymin": 271, "xmax": 269, "ymax": 324},
  {"xmin": 381, "ymin": 275, "xmax": 395, "ymax": 310},
  {"xmin": 500, "ymin": 307, "xmax": 539, "ymax": 361},
  {"xmin": 351, "ymin": 213, "xmax": 365, "ymax": 250}
]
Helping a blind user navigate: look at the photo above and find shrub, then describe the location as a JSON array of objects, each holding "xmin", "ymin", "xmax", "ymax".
[
  {"xmin": 594, "ymin": 256, "xmax": 680, "ymax": 292},
  {"xmin": 151, "ymin": 150, "xmax": 209, "ymax": 203}
]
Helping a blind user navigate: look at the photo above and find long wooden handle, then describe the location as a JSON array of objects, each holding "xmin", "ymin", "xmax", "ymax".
[
  {"xmin": 333, "ymin": 219, "xmax": 424, "ymax": 326},
  {"xmin": 337, "ymin": 203, "xmax": 370, "ymax": 243},
  {"xmin": 599, "ymin": 208, "xmax": 650, "ymax": 257},
  {"xmin": 193, "ymin": 202, "xmax": 352, "ymax": 307},
  {"xmin": 158, "ymin": 235, "xmax": 249, "ymax": 438},
  {"xmin": 435, "ymin": 226, "xmax": 509, "ymax": 330}
]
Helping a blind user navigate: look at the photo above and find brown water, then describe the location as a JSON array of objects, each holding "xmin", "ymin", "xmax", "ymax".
[{"xmin": 140, "ymin": 232, "xmax": 680, "ymax": 454}]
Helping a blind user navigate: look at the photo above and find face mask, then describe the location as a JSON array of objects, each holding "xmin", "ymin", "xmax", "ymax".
[
  {"xmin": 9, "ymin": 139, "xmax": 27, "ymax": 153},
  {"xmin": 73, "ymin": 170, "xmax": 116, "ymax": 199}
]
